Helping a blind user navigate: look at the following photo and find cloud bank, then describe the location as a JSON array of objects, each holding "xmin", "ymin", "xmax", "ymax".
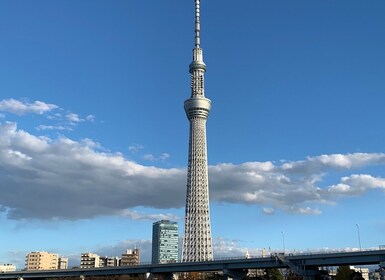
[
  {"xmin": 0, "ymin": 99, "xmax": 58, "ymax": 115},
  {"xmin": 1, "ymin": 121, "xmax": 385, "ymax": 220}
]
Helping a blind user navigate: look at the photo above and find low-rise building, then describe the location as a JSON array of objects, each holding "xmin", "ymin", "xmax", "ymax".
[
  {"xmin": 0, "ymin": 264, "xmax": 16, "ymax": 273},
  {"xmin": 120, "ymin": 249, "xmax": 140, "ymax": 266},
  {"xmin": 58, "ymin": 257, "xmax": 68, "ymax": 269},
  {"xmin": 25, "ymin": 252, "xmax": 59, "ymax": 271},
  {"xmin": 351, "ymin": 266, "xmax": 369, "ymax": 280},
  {"xmin": 80, "ymin": 253, "xmax": 100, "ymax": 268},
  {"xmin": 99, "ymin": 256, "xmax": 120, "ymax": 267}
]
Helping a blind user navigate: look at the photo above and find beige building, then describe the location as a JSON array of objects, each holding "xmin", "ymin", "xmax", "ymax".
[
  {"xmin": 80, "ymin": 253, "xmax": 100, "ymax": 268},
  {"xmin": 25, "ymin": 252, "xmax": 59, "ymax": 271},
  {"xmin": 120, "ymin": 249, "xmax": 140, "ymax": 266}
]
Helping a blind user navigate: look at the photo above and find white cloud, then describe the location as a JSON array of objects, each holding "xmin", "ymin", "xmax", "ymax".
[
  {"xmin": 66, "ymin": 113, "xmax": 82, "ymax": 123},
  {"xmin": 36, "ymin": 125, "xmax": 69, "ymax": 131},
  {"xmin": 143, "ymin": 154, "xmax": 156, "ymax": 161},
  {"xmin": 86, "ymin": 115, "xmax": 95, "ymax": 122},
  {"xmin": 0, "ymin": 121, "xmax": 385, "ymax": 220},
  {"xmin": 143, "ymin": 153, "xmax": 170, "ymax": 162},
  {"xmin": 328, "ymin": 174, "xmax": 385, "ymax": 196},
  {"xmin": 0, "ymin": 99, "xmax": 58, "ymax": 115},
  {"xmin": 128, "ymin": 144, "xmax": 144, "ymax": 153},
  {"xmin": 281, "ymin": 153, "xmax": 385, "ymax": 173},
  {"xmin": 119, "ymin": 210, "xmax": 180, "ymax": 221},
  {"xmin": 160, "ymin": 153, "xmax": 170, "ymax": 160},
  {"xmin": 262, "ymin": 208, "xmax": 275, "ymax": 215}
]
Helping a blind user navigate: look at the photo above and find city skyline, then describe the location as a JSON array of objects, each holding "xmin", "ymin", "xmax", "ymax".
[{"xmin": 0, "ymin": 0, "xmax": 385, "ymax": 268}]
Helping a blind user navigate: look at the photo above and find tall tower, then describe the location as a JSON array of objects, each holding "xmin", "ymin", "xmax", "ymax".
[{"xmin": 182, "ymin": 0, "xmax": 213, "ymax": 262}]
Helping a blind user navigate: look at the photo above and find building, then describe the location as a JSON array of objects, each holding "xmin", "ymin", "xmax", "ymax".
[
  {"xmin": 351, "ymin": 266, "xmax": 370, "ymax": 280},
  {"xmin": 120, "ymin": 249, "xmax": 140, "ymax": 266},
  {"xmin": 152, "ymin": 220, "xmax": 179, "ymax": 264},
  {"xmin": 182, "ymin": 0, "xmax": 213, "ymax": 262},
  {"xmin": 80, "ymin": 253, "xmax": 100, "ymax": 268},
  {"xmin": 58, "ymin": 257, "xmax": 68, "ymax": 270},
  {"xmin": 99, "ymin": 256, "xmax": 120, "ymax": 267},
  {"xmin": 0, "ymin": 264, "xmax": 16, "ymax": 273},
  {"xmin": 25, "ymin": 252, "xmax": 59, "ymax": 271}
]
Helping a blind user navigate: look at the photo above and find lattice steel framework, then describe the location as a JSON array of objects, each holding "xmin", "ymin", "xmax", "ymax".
[{"xmin": 182, "ymin": 0, "xmax": 213, "ymax": 262}]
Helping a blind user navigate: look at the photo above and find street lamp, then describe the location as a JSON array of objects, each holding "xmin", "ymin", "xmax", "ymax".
[
  {"xmin": 281, "ymin": 231, "xmax": 286, "ymax": 253},
  {"xmin": 356, "ymin": 224, "xmax": 362, "ymax": 251}
]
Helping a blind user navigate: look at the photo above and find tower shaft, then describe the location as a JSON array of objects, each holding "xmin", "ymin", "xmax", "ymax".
[{"xmin": 182, "ymin": 0, "xmax": 213, "ymax": 262}]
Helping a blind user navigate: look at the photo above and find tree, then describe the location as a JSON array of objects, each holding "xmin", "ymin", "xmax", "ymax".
[
  {"xmin": 285, "ymin": 270, "xmax": 303, "ymax": 280},
  {"xmin": 264, "ymin": 268, "xmax": 283, "ymax": 280},
  {"xmin": 336, "ymin": 266, "xmax": 353, "ymax": 280}
]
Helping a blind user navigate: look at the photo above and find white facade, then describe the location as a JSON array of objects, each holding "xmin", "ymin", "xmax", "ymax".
[
  {"xmin": 0, "ymin": 264, "xmax": 16, "ymax": 273},
  {"xmin": 58, "ymin": 257, "xmax": 68, "ymax": 269},
  {"xmin": 80, "ymin": 253, "xmax": 100, "ymax": 268}
]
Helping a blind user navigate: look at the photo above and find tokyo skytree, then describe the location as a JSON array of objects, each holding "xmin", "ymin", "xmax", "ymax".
[{"xmin": 182, "ymin": 0, "xmax": 213, "ymax": 262}]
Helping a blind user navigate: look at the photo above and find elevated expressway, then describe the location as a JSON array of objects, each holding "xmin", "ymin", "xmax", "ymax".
[{"xmin": 1, "ymin": 249, "xmax": 385, "ymax": 280}]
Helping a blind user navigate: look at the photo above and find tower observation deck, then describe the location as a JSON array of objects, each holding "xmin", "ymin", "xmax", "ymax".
[{"xmin": 182, "ymin": 0, "xmax": 213, "ymax": 262}]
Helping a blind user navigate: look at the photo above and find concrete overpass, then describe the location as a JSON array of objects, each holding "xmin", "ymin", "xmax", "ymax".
[{"xmin": 1, "ymin": 249, "xmax": 384, "ymax": 280}]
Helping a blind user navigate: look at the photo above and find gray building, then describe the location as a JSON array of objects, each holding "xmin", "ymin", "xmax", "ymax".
[{"xmin": 152, "ymin": 220, "xmax": 179, "ymax": 264}]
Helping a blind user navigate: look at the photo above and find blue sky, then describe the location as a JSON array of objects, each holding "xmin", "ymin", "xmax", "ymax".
[{"xmin": 1, "ymin": 0, "xmax": 385, "ymax": 268}]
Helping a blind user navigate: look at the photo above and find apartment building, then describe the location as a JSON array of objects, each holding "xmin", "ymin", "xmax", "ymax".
[
  {"xmin": 58, "ymin": 257, "xmax": 68, "ymax": 269},
  {"xmin": 99, "ymin": 256, "xmax": 120, "ymax": 267},
  {"xmin": 80, "ymin": 253, "xmax": 100, "ymax": 268},
  {"xmin": 120, "ymin": 249, "xmax": 140, "ymax": 266},
  {"xmin": 25, "ymin": 252, "xmax": 59, "ymax": 271}
]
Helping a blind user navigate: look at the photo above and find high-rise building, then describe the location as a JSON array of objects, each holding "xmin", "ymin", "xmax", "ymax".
[
  {"xmin": 25, "ymin": 252, "xmax": 59, "ymax": 271},
  {"xmin": 152, "ymin": 220, "xmax": 179, "ymax": 264},
  {"xmin": 120, "ymin": 249, "xmax": 140, "ymax": 266},
  {"xmin": 80, "ymin": 253, "xmax": 100, "ymax": 268},
  {"xmin": 182, "ymin": 0, "xmax": 213, "ymax": 262}
]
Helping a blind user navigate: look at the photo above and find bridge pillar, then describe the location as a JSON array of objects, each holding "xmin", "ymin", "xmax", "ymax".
[{"xmin": 222, "ymin": 268, "xmax": 247, "ymax": 280}]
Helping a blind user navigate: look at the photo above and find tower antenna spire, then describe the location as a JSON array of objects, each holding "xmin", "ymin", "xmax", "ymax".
[
  {"xmin": 194, "ymin": 0, "xmax": 201, "ymax": 48},
  {"xmin": 182, "ymin": 0, "xmax": 213, "ymax": 262}
]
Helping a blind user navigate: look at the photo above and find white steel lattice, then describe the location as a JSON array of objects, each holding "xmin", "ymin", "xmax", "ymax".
[{"xmin": 182, "ymin": 0, "xmax": 213, "ymax": 262}]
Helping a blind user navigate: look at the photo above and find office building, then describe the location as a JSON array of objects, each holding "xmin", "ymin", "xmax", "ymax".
[{"xmin": 152, "ymin": 220, "xmax": 179, "ymax": 264}]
